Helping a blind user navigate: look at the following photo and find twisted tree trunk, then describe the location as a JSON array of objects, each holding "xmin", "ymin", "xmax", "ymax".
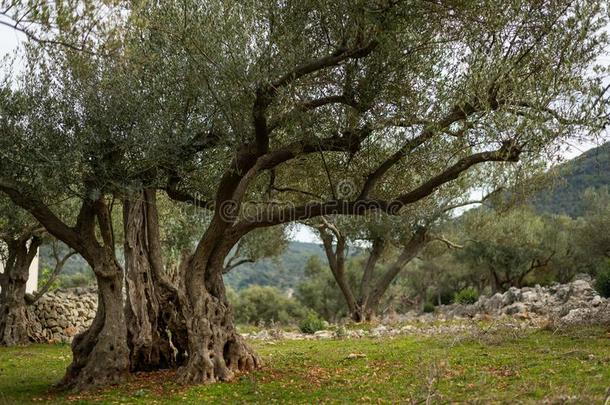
[
  {"xmin": 58, "ymin": 200, "xmax": 131, "ymax": 391},
  {"xmin": 59, "ymin": 252, "xmax": 130, "ymax": 390},
  {"xmin": 123, "ymin": 189, "xmax": 186, "ymax": 371},
  {"xmin": 0, "ymin": 236, "xmax": 41, "ymax": 346},
  {"xmin": 176, "ymin": 228, "xmax": 259, "ymax": 384}
]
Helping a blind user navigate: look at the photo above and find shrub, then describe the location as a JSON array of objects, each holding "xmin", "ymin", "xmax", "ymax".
[
  {"xmin": 299, "ymin": 312, "xmax": 325, "ymax": 334},
  {"xmin": 594, "ymin": 265, "xmax": 610, "ymax": 298},
  {"xmin": 454, "ymin": 287, "xmax": 479, "ymax": 305},
  {"xmin": 422, "ymin": 302, "xmax": 435, "ymax": 313},
  {"xmin": 232, "ymin": 285, "xmax": 308, "ymax": 325}
]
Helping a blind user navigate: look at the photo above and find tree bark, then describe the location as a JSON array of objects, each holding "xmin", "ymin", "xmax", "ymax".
[
  {"xmin": 59, "ymin": 252, "xmax": 130, "ymax": 390},
  {"xmin": 357, "ymin": 227, "xmax": 429, "ymax": 321},
  {"xmin": 57, "ymin": 200, "xmax": 130, "ymax": 391},
  {"xmin": 0, "ymin": 236, "xmax": 41, "ymax": 346},
  {"xmin": 123, "ymin": 190, "xmax": 185, "ymax": 371},
  {"xmin": 319, "ymin": 230, "xmax": 359, "ymax": 318},
  {"xmin": 176, "ymin": 230, "xmax": 259, "ymax": 384}
]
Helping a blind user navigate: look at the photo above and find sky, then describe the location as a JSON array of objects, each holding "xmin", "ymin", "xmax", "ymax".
[{"xmin": 1, "ymin": 20, "xmax": 608, "ymax": 244}]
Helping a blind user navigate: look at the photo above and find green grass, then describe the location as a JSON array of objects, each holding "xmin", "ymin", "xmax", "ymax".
[{"xmin": 1, "ymin": 327, "xmax": 609, "ymax": 404}]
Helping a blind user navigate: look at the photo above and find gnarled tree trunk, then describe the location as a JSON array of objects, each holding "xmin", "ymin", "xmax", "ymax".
[
  {"xmin": 59, "ymin": 252, "xmax": 130, "ymax": 390},
  {"xmin": 0, "ymin": 236, "xmax": 41, "ymax": 346},
  {"xmin": 176, "ymin": 232, "xmax": 259, "ymax": 384},
  {"xmin": 123, "ymin": 189, "xmax": 185, "ymax": 371},
  {"xmin": 58, "ymin": 198, "xmax": 132, "ymax": 391}
]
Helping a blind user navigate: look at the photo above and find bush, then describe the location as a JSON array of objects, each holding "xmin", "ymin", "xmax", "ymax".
[
  {"xmin": 232, "ymin": 285, "xmax": 308, "ymax": 325},
  {"xmin": 454, "ymin": 287, "xmax": 479, "ymax": 305},
  {"xmin": 299, "ymin": 312, "xmax": 326, "ymax": 334},
  {"xmin": 60, "ymin": 271, "xmax": 95, "ymax": 288},
  {"xmin": 422, "ymin": 302, "xmax": 435, "ymax": 313},
  {"xmin": 594, "ymin": 265, "xmax": 610, "ymax": 298}
]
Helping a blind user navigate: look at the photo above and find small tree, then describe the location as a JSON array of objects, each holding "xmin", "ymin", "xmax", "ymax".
[
  {"xmin": 456, "ymin": 207, "xmax": 565, "ymax": 292},
  {"xmin": 0, "ymin": 198, "xmax": 74, "ymax": 345},
  {"xmin": 0, "ymin": 198, "xmax": 42, "ymax": 345}
]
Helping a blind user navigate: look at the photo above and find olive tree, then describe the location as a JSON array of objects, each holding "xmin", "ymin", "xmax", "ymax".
[
  {"xmin": 0, "ymin": 196, "xmax": 75, "ymax": 345},
  {"xmin": 0, "ymin": 197, "xmax": 42, "ymax": 345},
  {"xmin": 136, "ymin": 0, "xmax": 607, "ymax": 383}
]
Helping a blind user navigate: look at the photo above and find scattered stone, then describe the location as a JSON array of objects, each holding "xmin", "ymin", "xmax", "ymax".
[
  {"xmin": 313, "ymin": 330, "xmax": 333, "ymax": 339},
  {"xmin": 370, "ymin": 325, "xmax": 388, "ymax": 337}
]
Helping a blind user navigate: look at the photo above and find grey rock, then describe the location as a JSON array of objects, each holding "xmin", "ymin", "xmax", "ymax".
[{"xmin": 504, "ymin": 303, "xmax": 526, "ymax": 315}]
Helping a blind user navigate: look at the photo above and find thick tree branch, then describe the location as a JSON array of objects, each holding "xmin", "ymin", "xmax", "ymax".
[
  {"xmin": 393, "ymin": 142, "xmax": 521, "ymax": 206},
  {"xmin": 358, "ymin": 102, "xmax": 480, "ymax": 199},
  {"xmin": 367, "ymin": 227, "xmax": 429, "ymax": 308},
  {"xmin": 236, "ymin": 142, "xmax": 522, "ymax": 230},
  {"xmin": 0, "ymin": 178, "xmax": 87, "ymax": 257},
  {"xmin": 268, "ymin": 94, "xmax": 359, "ymax": 131},
  {"xmin": 252, "ymin": 40, "xmax": 378, "ymax": 154},
  {"xmin": 164, "ymin": 178, "xmax": 213, "ymax": 210}
]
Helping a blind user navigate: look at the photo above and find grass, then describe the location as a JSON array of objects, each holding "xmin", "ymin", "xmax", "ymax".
[{"xmin": 0, "ymin": 326, "xmax": 609, "ymax": 404}]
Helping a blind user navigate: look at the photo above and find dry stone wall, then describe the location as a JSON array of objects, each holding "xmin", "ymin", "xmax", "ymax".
[
  {"xmin": 24, "ymin": 275, "xmax": 608, "ymax": 343},
  {"xmin": 27, "ymin": 288, "xmax": 97, "ymax": 343}
]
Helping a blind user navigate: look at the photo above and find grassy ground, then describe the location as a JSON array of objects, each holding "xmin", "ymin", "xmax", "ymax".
[{"xmin": 0, "ymin": 326, "xmax": 609, "ymax": 404}]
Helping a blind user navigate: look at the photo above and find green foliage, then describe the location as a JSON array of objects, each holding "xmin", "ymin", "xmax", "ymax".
[
  {"xmin": 456, "ymin": 207, "xmax": 568, "ymax": 291},
  {"xmin": 38, "ymin": 243, "xmax": 85, "ymax": 278},
  {"xmin": 532, "ymin": 143, "xmax": 610, "ymax": 217},
  {"xmin": 231, "ymin": 285, "xmax": 307, "ymax": 325},
  {"xmin": 298, "ymin": 312, "xmax": 326, "ymax": 334},
  {"xmin": 454, "ymin": 287, "xmax": 479, "ymax": 305},
  {"xmin": 594, "ymin": 262, "xmax": 610, "ymax": 298},
  {"xmin": 60, "ymin": 271, "xmax": 95, "ymax": 289},
  {"xmin": 422, "ymin": 302, "xmax": 435, "ymax": 313},
  {"xmin": 37, "ymin": 268, "xmax": 61, "ymax": 292}
]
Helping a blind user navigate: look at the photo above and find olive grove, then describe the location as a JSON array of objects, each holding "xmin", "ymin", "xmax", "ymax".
[{"xmin": 0, "ymin": 0, "xmax": 608, "ymax": 391}]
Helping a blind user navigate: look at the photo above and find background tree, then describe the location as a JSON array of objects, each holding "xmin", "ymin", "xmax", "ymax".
[
  {"xmin": 455, "ymin": 207, "xmax": 578, "ymax": 292},
  {"xmin": 0, "ymin": 197, "xmax": 74, "ymax": 345},
  {"xmin": 0, "ymin": 198, "xmax": 42, "ymax": 345}
]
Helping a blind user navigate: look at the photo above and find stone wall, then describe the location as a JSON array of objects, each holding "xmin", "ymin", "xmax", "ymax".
[
  {"xmin": 24, "ymin": 276, "xmax": 608, "ymax": 343},
  {"xmin": 435, "ymin": 274, "xmax": 609, "ymax": 326},
  {"xmin": 27, "ymin": 288, "xmax": 97, "ymax": 343}
]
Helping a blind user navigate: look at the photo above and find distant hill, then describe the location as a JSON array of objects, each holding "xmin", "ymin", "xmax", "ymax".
[
  {"xmin": 532, "ymin": 142, "xmax": 610, "ymax": 216},
  {"xmin": 223, "ymin": 241, "xmax": 327, "ymax": 291},
  {"xmin": 38, "ymin": 239, "xmax": 330, "ymax": 291}
]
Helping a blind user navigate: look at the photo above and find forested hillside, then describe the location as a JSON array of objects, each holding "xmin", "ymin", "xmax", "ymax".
[
  {"xmin": 532, "ymin": 142, "xmax": 610, "ymax": 216},
  {"xmin": 223, "ymin": 242, "xmax": 327, "ymax": 291}
]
